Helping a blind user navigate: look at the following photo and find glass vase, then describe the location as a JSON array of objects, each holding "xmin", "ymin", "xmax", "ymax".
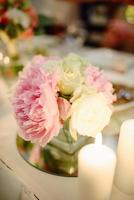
[{"xmin": 17, "ymin": 127, "xmax": 94, "ymax": 177}]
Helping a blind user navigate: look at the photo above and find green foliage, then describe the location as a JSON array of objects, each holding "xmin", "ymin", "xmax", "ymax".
[
  {"xmin": 21, "ymin": 0, "xmax": 31, "ymax": 10},
  {"xmin": 5, "ymin": 22, "xmax": 19, "ymax": 39},
  {"xmin": 12, "ymin": 63, "xmax": 23, "ymax": 75},
  {"xmin": 6, "ymin": 0, "xmax": 31, "ymax": 9},
  {"xmin": 35, "ymin": 14, "xmax": 54, "ymax": 35},
  {"xmin": 39, "ymin": 14, "xmax": 54, "ymax": 27}
]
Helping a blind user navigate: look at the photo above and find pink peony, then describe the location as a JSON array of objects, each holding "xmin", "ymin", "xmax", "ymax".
[
  {"xmin": 85, "ymin": 66, "xmax": 116, "ymax": 104},
  {"xmin": 12, "ymin": 56, "xmax": 61, "ymax": 146},
  {"xmin": 57, "ymin": 97, "xmax": 71, "ymax": 122}
]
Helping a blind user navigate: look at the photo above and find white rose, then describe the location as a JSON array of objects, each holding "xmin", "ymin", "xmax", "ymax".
[
  {"xmin": 59, "ymin": 53, "xmax": 87, "ymax": 95},
  {"xmin": 7, "ymin": 9, "xmax": 30, "ymax": 29},
  {"xmin": 69, "ymin": 93, "xmax": 112, "ymax": 139},
  {"xmin": 71, "ymin": 84, "xmax": 96, "ymax": 103}
]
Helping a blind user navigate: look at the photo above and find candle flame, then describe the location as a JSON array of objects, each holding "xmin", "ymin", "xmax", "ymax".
[{"xmin": 95, "ymin": 133, "xmax": 102, "ymax": 146}]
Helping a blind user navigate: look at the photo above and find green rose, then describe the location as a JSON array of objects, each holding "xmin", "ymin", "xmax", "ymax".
[{"xmin": 59, "ymin": 53, "xmax": 87, "ymax": 95}]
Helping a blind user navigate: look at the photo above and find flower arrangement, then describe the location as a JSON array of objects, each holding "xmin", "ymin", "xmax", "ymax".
[
  {"xmin": 0, "ymin": 0, "xmax": 38, "ymax": 39},
  {"xmin": 12, "ymin": 53, "xmax": 116, "ymax": 147},
  {"xmin": 0, "ymin": 0, "xmax": 39, "ymax": 78},
  {"xmin": 0, "ymin": 0, "xmax": 38, "ymax": 58}
]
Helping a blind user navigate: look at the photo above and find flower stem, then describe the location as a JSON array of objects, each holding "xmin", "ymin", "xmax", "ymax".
[{"xmin": 63, "ymin": 127, "xmax": 74, "ymax": 144}]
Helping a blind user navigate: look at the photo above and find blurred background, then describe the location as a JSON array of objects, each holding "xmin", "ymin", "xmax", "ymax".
[
  {"xmin": 0, "ymin": 1, "xmax": 134, "ymax": 68},
  {"xmin": 31, "ymin": 0, "xmax": 134, "ymax": 51},
  {"xmin": 32, "ymin": 0, "xmax": 134, "ymax": 51},
  {"xmin": 0, "ymin": 0, "xmax": 134, "ymax": 79}
]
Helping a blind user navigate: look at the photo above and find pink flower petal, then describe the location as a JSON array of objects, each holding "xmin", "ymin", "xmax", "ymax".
[{"xmin": 12, "ymin": 56, "xmax": 61, "ymax": 146}]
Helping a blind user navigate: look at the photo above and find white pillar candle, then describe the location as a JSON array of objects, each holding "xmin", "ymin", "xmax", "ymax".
[
  {"xmin": 78, "ymin": 133, "xmax": 116, "ymax": 200},
  {"xmin": 114, "ymin": 119, "xmax": 134, "ymax": 194}
]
